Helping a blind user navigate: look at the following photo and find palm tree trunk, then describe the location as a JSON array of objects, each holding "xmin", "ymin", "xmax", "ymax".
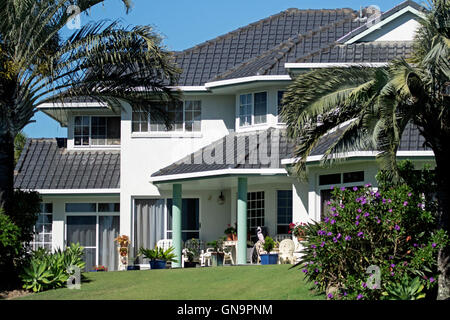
[
  {"xmin": 0, "ymin": 132, "xmax": 14, "ymax": 213},
  {"xmin": 433, "ymin": 150, "xmax": 450, "ymax": 300}
]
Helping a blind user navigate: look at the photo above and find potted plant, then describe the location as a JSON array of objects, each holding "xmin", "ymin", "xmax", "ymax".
[
  {"xmin": 91, "ymin": 265, "xmax": 108, "ymax": 272},
  {"xmin": 207, "ymin": 239, "xmax": 224, "ymax": 267},
  {"xmin": 138, "ymin": 246, "xmax": 178, "ymax": 270},
  {"xmin": 289, "ymin": 222, "xmax": 307, "ymax": 241},
  {"xmin": 184, "ymin": 239, "xmax": 200, "ymax": 268},
  {"xmin": 115, "ymin": 235, "xmax": 130, "ymax": 271},
  {"xmin": 224, "ymin": 223, "xmax": 237, "ymax": 241},
  {"xmin": 260, "ymin": 236, "xmax": 278, "ymax": 265}
]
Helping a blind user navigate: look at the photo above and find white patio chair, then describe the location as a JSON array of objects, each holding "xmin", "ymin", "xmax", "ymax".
[
  {"xmin": 156, "ymin": 239, "xmax": 173, "ymax": 251},
  {"xmin": 200, "ymin": 248, "xmax": 214, "ymax": 267},
  {"xmin": 223, "ymin": 246, "xmax": 234, "ymax": 265},
  {"xmin": 182, "ymin": 239, "xmax": 204, "ymax": 267},
  {"xmin": 278, "ymin": 239, "xmax": 295, "ymax": 264}
]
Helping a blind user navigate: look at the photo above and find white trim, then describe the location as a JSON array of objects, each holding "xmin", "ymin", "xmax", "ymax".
[
  {"xmin": 150, "ymin": 168, "xmax": 288, "ymax": 183},
  {"xmin": 29, "ymin": 189, "xmax": 121, "ymax": 195},
  {"xmin": 205, "ymin": 75, "xmax": 291, "ymax": 89},
  {"xmin": 37, "ymin": 102, "xmax": 108, "ymax": 109},
  {"xmin": 281, "ymin": 150, "xmax": 435, "ymax": 165},
  {"xmin": 168, "ymin": 86, "xmax": 209, "ymax": 92},
  {"xmin": 343, "ymin": 6, "xmax": 426, "ymax": 44},
  {"xmin": 284, "ymin": 62, "xmax": 388, "ymax": 69}
]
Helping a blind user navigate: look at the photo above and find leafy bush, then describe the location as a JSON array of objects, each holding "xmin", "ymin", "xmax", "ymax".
[
  {"xmin": 20, "ymin": 243, "xmax": 86, "ymax": 292},
  {"xmin": 263, "ymin": 236, "xmax": 276, "ymax": 253},
  {"xmin": 138, "ymin": 246, "xmax": 178, "ymax": 263},
  {"xmin": 382, "ymin": 275, "xmax": 426, "ymax": 300},
  {"xmin": 297, "ymin": 183, "xmax": 448, "ymax": 300}
]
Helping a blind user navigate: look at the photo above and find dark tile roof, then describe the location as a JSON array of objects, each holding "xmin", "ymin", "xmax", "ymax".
[
  {"xmin": 337, "ymin": 0, "xmax": 426, "ymax": 43},
  {"xmin": 14, "ymin": 139, "xmax": 120, "ymax": 190},
  {"xmin": 151, "ymin": 123, "xmax": 430, "ymax": 178},
  {"xmin": 310, "ymin": 122, "xmax": 430, "ymax": 156},
  {"xmin": 151, "ymin": 128, "xmax": 295, "ymax": 177},
  {"xmin": 175, "ymin": 8, "xmax": 361, "ymax": 85},
  {"xmin": 295, "ymin": 41, "xmax": 414, "ymax": 63}
]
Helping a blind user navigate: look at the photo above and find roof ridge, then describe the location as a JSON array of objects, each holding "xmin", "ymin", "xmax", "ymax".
[
  {"xmin": 176, "ymin": 8, "xmax": 356, "ymax": 55},
  {"xmin": 259, "ymin": 11, "xmax": 359, "ymax": 74},
  {"xmin": 210, "ymin": 10, "xmax": 359, "ymax": 81}
]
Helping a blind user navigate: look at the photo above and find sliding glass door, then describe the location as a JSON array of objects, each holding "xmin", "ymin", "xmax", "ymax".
[{"xmin": 66, "ymin": 216, "xmax": 97, "ymax": 271}]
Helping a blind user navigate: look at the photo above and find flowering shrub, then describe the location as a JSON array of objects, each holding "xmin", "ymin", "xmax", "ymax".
[{"xmin": 297, "ymin": 183, "xmax": 448, "ymax": 300}]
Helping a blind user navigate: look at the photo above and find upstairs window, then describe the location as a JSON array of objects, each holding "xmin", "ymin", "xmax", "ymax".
[
  {"xmin": 239, "ymin": 92, "xmax": 267, "ymax": 127},
  {"xmin": 74, "ymin": 116, "xmax": 120, "ymax": 146},
  {"xmin": 132, "ymin": 100, "xmax": 202, "ymax": 133}
]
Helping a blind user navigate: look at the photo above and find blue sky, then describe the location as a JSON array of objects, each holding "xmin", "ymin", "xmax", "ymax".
[{"xmin": 23, "ymin": 0, "xmax": 406, "ymax": 138}]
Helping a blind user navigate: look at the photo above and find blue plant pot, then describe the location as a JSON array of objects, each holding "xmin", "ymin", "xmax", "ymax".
[
  {"xmin": 127, "ymin": 265, "xmax": 140, "ymax": 271},
  {"xmin": 260, "ymin": 253, "xmax": 278, "ymax": 265},
  {"xmin": 150, "ymin": 260, "xmax": 167, "ymax": 270}
]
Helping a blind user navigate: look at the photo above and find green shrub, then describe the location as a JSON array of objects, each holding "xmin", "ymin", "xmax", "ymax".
[
  {"xmin": 263, "ymin": 236, "xmax": 275, "ymax": 253},
  {"xmin": 296, "ymin": 183, "xmax": 448, "ymax": 300},
  {"xmin": 382, "ymin": 275, "xmax": 426, "ymax": 300},
  {"xmin": 20, "ymin": 243, "xmax": 86, "ymax": 292},
  {"xmin": 138, "ymin": 246, "xmax": 178, "ymax": 263}
]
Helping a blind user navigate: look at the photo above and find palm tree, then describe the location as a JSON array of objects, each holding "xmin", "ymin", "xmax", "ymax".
[
  {"xmin": 0, "ymin": 1, "xmax": 181, "ymax": 211},
  {"xmin": 281, "ymin": 0, "xmax": 449, "ymax": 299}
]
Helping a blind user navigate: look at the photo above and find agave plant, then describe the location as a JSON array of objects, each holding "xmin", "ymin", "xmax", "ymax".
[
  {"xmin": 382, "ymin": 276, "xmax": 426, "ymax": 300},
  {"xmin": 0, "ymin": 0, "xmax": 181, "ymax": 211},
  {"xmin": 20, "ymin": 258, "xmax": 54, "ymax": 292}
]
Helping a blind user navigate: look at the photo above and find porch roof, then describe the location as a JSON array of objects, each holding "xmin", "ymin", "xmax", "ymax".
[{"xmin": 150, "ymin": 122, "xmax": 432, "ymax": 183}]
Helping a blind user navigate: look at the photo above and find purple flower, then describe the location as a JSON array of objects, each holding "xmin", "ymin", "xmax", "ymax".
[
  {"xmin": 331, "ymin": 207, "xmax": 336, "ymax": 212},
  {"xmin": 418, "ymin": 203, "xmax": 425, "ymax": 209},
  {"xmin": 311, "ymin": 244, "xmax": 317, "ymax": 249},
  {"xmin": 337, "ymin": 233, "xmax": 342, "ymax": 239},
  {"xmin": 340, "ymin": 187, "xmax": 346, "ymax": 191},
  {"xmin": 327, "ymin": 293, "xmax": 334, "ymax": 299},
  {"xmin": 357, "ymin": 208, "xmax": 362, "ymax": 213},
  {"xmin": 339, "ymin": 203, "xmax": 345, "ymax": 209},
  {"xmin": 432, "ymin": 243, "xmax": 437, "ymax": 248},
  {"xmin": 388, "ymin": 209, "xmax": 393, "ymax": 213},
  {"xmin": 357, "ymin": 294, "xmax": 363, "ymax": 300},
  {"xmin": 362, "ymin": 282, "xmax": 367, "ymax": 288},
  {"xmin": 382, "ymin": 198, "xmax": 386, "ymax": 204},
  {"xmin": 356, "ymin": 215, "xmax": 360, "ymax": 220},
  {"xmin": 364, "ymin": 212, "xmax": 370, "ymax": 217},
  {"xmin": 353, "ymin": 186, "xmax": 358, "ymax": 191},
  {"xmin": 357, "ymin": 232, "xmax": 364, "ymax": 238},
  {"xmin": 355, "ymin": 221, "xmax": 360, "ymax": 226},
  {"xmin": 324, "ymin": 217, "xmax": 330, "ymax": 223},
  {"xmin": 403, "ymin": 201, "xmax": 408, "ymax": 206},
  {"xmin": 394, "ymin": 225, "xmax": 400, "ymax": 231},
  {"xmin": 375, "ymin": 191, "xmax": 381, "ymax": 198},
  {"xmin": 315, "ymin": 268, "xmax": 319, "ymax": 273},
  {"xmin": 413, "ymin": 243, "xmax": 418, "ymax": 247},
  {"xmin": 302, "ymin": 269, "xmax": 308, "ymax": 273},
  {"xmin": 365, "ymin": 183, "xmax": 372, "ymax": 187},
  {"xmin": 343, "ymin": 292, "xmax": 348, "ymax": 297},
  {"xmin": 333, "ymin": 237, "xmax": 337, "ymax": 243},
  {"xmin": 345, "ymin": 235, "xmax": 351, "ymax": 241},
  {"xmin": 314, "ymin": 281, "xmax": 319, "ymax": 285},
  {"xmin": 326, "ymin": 201, "xmax": 332, "ymax": 206},
  {"xmin": 330, "ymin": 186, "xmax": 334, "ymax": 190},
  {"xmin": 330, "ymin": 219, "xmax": 336, "ymax": 225},
  {"xmin": 377, "ymin": 219, "xmax": 381, "ymax": 224},
  {"xmin": 390, "ymin": 264, "xmax": 396, "ymax": 268},
  {"xmin": 389, "ymin": 256, "xmax": 393, "ymax": 260},
  {"xmin": 320, "ymin": 242, "xmax": 325, "ymax": 247},
  {"xmin": 390, "ymin": 272, "xmax": 395, "ymax": 276},
  {"xmin": 327, "ymin": 232, "xmax": 332, "ymax": 236},
  {"xmin": 430, "ymin": 277, "xmax": 435, "ymax": 283},
  {"xmin": 408, "ymin": 192, "xmax": 412, "ymax": 197}
]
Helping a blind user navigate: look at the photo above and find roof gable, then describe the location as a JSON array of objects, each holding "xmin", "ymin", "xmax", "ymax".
[{"xmin": 337, "ymin": 0, "xmax": 426, "ymax": 44}]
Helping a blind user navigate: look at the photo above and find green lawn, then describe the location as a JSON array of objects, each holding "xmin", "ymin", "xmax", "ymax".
[{"xmin": 18, "ymin": 264, "xmax": 324, "ymax": 300}]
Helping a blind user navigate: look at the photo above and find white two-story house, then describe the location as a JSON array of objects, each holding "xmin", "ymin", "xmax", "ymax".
[{"xmin": 14, "ymin": 1, "xmax": 435, "ymax": 271}]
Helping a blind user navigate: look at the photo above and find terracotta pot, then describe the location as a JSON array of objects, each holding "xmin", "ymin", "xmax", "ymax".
[
  {"xmin": 226, "ymin": 234, "xmax": 233, "ymax": 241},
  {"xmin": 297, "ymin": 236, "xmax": 305, "ymax": 241},
  {"xmin": 232, "ymin": 234, "xmax": 237, "ymax": 241}
]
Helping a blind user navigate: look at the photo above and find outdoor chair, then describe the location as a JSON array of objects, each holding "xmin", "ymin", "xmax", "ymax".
[
  {"xmin": 181, "ymin": 239, "xmax": 205, "ymax": 267},
  {"xmin": 278, "ymin": 239, "xmax": 295, "ymax": 264},
  {"xmin": 223, "ymin": 246, "xmax": 234, "ymax": 265}
]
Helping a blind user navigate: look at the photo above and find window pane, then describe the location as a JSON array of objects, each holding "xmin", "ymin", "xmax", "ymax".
[
  {"xmin": 98, "ymin": 203, "xmax": 120, "ymax": 212},
  {"xmin": 319, "ymin": 173, "xmax": 341, "ymax": 186},
  {"xmin": 106, "ymin": 117, "xmax": 121, "ymax": 145},
  {"xmin": 343, "ymin": 171, "xmax": 364, "ymax": 183},
  {"xmin": 65, "ymin": 203, "xmax": 96, "ymax": 213},
  {"xmin": 239, "ymin": 94, "xmax": 252, "ymax": 126},
  {"xmin": 166, "ymin": 199, "xmax": 199, "ymax": 231},
  {"xmin": 66, "ymin": 216, "xmax": 96, "ymax": 247},
  {"xmin": 247, "ymin": 191, "xmax": 264, "ymax": 241},
  {"xmin": 277, "ymin": 190, "xmax": 292, "ymax": 227}
]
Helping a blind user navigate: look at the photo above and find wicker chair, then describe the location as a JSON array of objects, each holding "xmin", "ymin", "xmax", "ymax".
[{"xmin": 278, "ymin": 239, "xmax": 296, "ymax": 264}]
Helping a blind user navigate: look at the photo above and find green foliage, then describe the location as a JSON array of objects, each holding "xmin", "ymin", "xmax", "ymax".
[
  {"xmin": 207, "ymin": 239, "xmax": 224, "ymax": 252},
  {"xmin": 382, "ymin": 276, "xmax": 426, "ymax": 300},
  {"xmin": 296, "ymin": 183, "xmax": 448, "ymax": 300},
  {"xmin": 263, "ymin": 236, "xmax": 275, "ymax": 253},
  {"xmin": 138, "ymin": 246, "xmax": 178, "ymax": 263},
  {"xmin": 14, "ymin": 131, "xmax": 27, "ymax": 165},
  {"xmin": 0, "ymin": 209, "xmax": 21, "ymax": 251},
  {"xmin": 20, "ymin": 243, "xmax": 86, "ymax": 293}
]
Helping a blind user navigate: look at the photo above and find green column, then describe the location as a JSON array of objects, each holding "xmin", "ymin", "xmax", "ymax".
[
  {"xmin": 172, "ymin": 184, "xmax": 182, "ymax": 268},
  {"xmin": 237, "ymin": 177, "xmax": 248, "ymax": 265}
]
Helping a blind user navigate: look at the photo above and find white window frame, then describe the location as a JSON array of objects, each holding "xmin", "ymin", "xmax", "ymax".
[
  {"xmin": 238, "ymin": 91, "xmax": 268, "ymax": 127},
  {"xmin": 247, "ymin": 190, "xmax": 265, "ymax": 236},
  {"xmin": 277, "ymin": 90, "xmax": 286, "ymax": 124},
  {"xmin": 131, "ymin": 100, "xmax": 202, "ymax": 133},
  {"xmin": 73, "ymin": 115, "xmax": 121, "ymax": 148},
  {"xmin": 276, "ymin": 189, "xmax": 292, "ymax": 234},
  {"xmin": 31, "ymin": 203, "xmax": 53, "ymax": 251}
]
